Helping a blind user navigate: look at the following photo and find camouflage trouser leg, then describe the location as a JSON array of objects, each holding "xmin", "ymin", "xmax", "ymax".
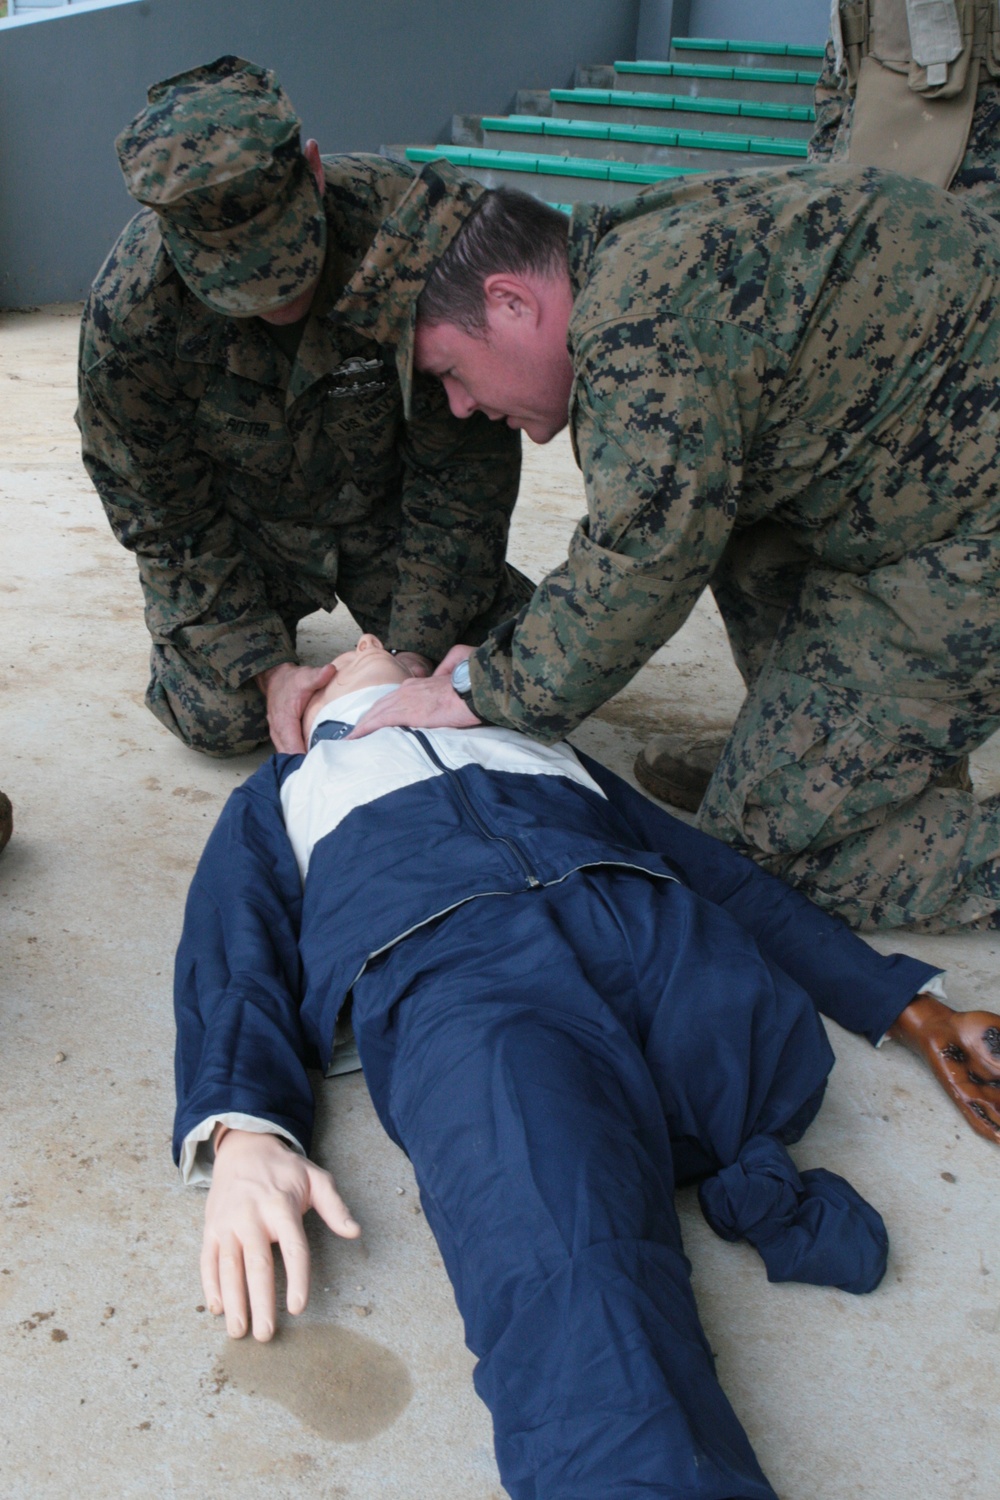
[
  {"xmin": 701, "ymin": 530, "xmax": 1000, "ymax": 933},
  {"xmin": 711, "ymin": 523, "xmax": 811, "ymax": 688},
  {"xmin": 465, "ymin": 563, "xmax": 536, "ymax": 642},
  {"xmin": 948, "ymin": 80, "xmax": 1000, "ymax": 221},
  {"xmin": 146, "ymin": 589, "xmax": 316, "ymax": 758},
  {"xmin": 699, "ymin": 670, "xmax": 1000, "ymax": 932},
  {"xmin": 808, "ymin": 40, "xmax": 851, "ymax": 165}
]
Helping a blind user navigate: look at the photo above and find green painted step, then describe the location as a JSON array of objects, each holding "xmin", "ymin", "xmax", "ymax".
[
  {"xmin": 615, "ymin": 60, "xmax": 821, "ymax": 86},
  {"xmin": 482, "ymin": 114, "xmax": 807, "ymax": 159},
  {"xmin": 672, "ymin": 37, "xmax": 825, "ymax": 58},
  {"xmin": 551, "ymin": 88, "xmax": 815, "ymax": 123},
  {"xmin": 405, "ymin": 145, "xmax": 696, "ymax": 185}
]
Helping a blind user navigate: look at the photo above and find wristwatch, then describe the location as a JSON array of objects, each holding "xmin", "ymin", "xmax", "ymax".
[{"xmin": 451, "ymin": 658, "xmax": 477, "ymax": 711}]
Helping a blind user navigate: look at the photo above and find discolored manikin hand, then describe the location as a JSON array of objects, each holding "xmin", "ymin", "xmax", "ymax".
[{"xmin": 889, "ymin": 994, "xmax": 1000, "ymax": 1142}]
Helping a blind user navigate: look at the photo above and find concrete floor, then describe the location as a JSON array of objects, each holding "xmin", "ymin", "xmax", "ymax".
[{"xmin": 2, "ymin": 304, "xmax": 999, "ymax": 1500}]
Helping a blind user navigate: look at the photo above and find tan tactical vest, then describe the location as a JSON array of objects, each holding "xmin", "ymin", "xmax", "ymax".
[{"xmin": 832, "ymin": 0, "xmax": 1000, "ymax": 183}]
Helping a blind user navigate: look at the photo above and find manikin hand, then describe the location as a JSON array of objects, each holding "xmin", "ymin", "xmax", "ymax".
[
  {"xmin": 349, "ymin": 642, "xmax": 481, "ymax": 738},
  {"xmin": 202, "ymin": 1129, "xmax": 361, "ymax": 1341},
  {"xmin": 889, "ymin": 993, "xmax": 1000, "ymax": 1143},
  {"xmin": 256, "ymin": 662, "xmax": 338, "ymax": 754}
]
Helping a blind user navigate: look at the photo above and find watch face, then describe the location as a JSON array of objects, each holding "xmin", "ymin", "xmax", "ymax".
[{"xmin": 451, "ymin": 659, "xmax": 472, "ymax": 695}]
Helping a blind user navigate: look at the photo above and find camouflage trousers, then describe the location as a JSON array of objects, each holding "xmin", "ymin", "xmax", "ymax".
[
  {"xmin": 698, "ymin": 523, "xmax": 1000, "ymax": 933},
  {"xmin": 145, "ymin": 568, "xmax": 313, "ymax": 758},
  {"xmin": 146, "ymin": 563, "xmax": 536, "ymax": 758}
]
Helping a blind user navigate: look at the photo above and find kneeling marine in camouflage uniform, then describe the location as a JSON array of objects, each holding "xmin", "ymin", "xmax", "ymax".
[
  {"xmin": 77, "ymin": 56, "xmax": 527, "ymax": 756},
  {"xmin": 400, "ymin": 166, "xmax": 1000, "ymax": 934}
]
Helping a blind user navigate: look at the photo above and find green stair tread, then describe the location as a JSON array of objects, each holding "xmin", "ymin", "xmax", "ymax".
[
  {"xmin": 615, "ymin": 60, "xmax": 820, "ymax": 85},
  {"xmin": 672, "ymin": 38, "xmax": 824, "ymax": 58},
  {"xmin": 487, "ymin": 116, "xmax": 803, "ymax": 156},
  {"xmin": 550, "ymin": 88, "xmax": 815, "ymax": 122},
  {"xmin": 405, "ymin": 145, "xmax": 695, "ymax": 183},
  {"xmin": 746, "ymin": 136, "xmax": 808, "ymax": 156},
  {"xmin": 616, "ymin": 60, "xmax": 736, "ymax": 79},
  {"xmin": 672, "ymin": 37, "xmax": 729, "ymax": 52},
  {"xmin": 723, "ymin": 38, "xmax": 825, "ymax": 57},
  {"xmin": 482, "ymin": 115, "xmax": 544, "ymax": 134}
]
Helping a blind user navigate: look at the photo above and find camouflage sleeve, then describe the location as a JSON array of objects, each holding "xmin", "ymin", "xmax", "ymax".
[
  {"xmin": 77, "ymin": 288, "xmax": 295, "ymax": 691},
  {"xmin": 467, "ymin": 317, "xmax": 771, "ymax": 739},
  {"xmin": 385, "ymin": 372, "xmax": 522, "ymax": 660}
]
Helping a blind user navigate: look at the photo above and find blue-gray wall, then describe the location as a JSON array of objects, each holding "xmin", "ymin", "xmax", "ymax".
[
  {"xmin": 686, "ymin": 0, "xmax": 828, "ymax": 48},
  {"xmin": 0, "ymin": 0, "xmax": 642, "ymax": 306}
]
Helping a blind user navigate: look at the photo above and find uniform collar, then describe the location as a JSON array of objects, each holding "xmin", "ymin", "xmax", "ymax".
[
  {"xmin": 566, "ymin": 202, "xmax": 611, "ymax": 301},
  {"xmin": 308, "ymin": 682, "xmax": 401, "ymax": 749}
]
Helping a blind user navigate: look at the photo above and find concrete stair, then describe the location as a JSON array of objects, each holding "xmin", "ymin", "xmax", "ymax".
[{"xmin": 384, "ymin": 34, "xmax": 823, "ymax": 206}]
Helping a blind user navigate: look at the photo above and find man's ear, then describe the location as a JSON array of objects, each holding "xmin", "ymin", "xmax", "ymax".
[
  {"xmin": 482, "ymin": 273, "xmax": 541, "ymax": 327},
  {"xmin": 303, "ymin": 138, "xmax": 325, "ymax": 198}
]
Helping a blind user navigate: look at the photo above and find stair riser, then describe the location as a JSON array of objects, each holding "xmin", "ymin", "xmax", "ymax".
[
  {"xmin": 670, "ymin": 48, "xmax": 821, "ymax": 71},
  {"xmin": 614, "ymin": 73, "xmax": 816, "ymax": 104}
]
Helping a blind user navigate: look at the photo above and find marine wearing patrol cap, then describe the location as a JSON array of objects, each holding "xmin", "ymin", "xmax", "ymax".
[{"xmin": 115, "ymin": 54, "xmax": 326, "ymax": 316}]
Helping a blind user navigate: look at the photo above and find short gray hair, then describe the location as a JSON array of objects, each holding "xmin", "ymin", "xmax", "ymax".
[{"xmin": 417, "ymin": 187, "xmax": 569, "ymax": 335}]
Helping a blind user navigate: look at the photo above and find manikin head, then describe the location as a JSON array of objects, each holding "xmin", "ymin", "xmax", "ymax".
[
  {"xmin": 301, "ymin": 634, "xmax": 415, "ymax": 745},
  {"xmin": 414, "ymin": 188, "xmax": 576, "ymax": 444}
]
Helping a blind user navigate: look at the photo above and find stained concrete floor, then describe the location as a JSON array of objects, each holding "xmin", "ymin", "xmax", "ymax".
[{"xmin": 2, "ymin": 304, "xmax": 999, "ymax": 1500}]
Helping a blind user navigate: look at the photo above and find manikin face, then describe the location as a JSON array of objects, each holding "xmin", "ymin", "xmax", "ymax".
[
  {"xmin": 414, "ymin": 276, "xmax": 575, "ymax": 444},
  {"xmin": 302, "ymin": 634, "xmax": 415, "ymax": 745}
]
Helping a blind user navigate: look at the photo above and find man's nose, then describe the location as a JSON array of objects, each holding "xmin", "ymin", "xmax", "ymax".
[{"xmin": 443, "ymin": 379, "xmax": 477, "ymax": 420}]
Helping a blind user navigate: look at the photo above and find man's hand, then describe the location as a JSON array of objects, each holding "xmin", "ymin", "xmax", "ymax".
[
  {"xmin": 348, "ymin": 670, "xmax": 481, "ymax": 738},
  {"xmin": 255, "ymin": 662, "xmax": 337, "ymax": 754},
  {"xmin": 433, "ymin": 643, "xmax": 475, "ymax": 677},
  {"xmin": 395, "ymin": 651, "xmax": 434, "ymax": 679},
  {"xmin": 201, "ymin": 1129, "xmax": 361, "ymax": 1342},
  {"xmin": 889, "ymin": 993, "xmax": 1000, "ymax": 1143}
]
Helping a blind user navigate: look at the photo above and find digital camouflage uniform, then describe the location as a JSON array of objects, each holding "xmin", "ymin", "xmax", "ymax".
[
  {"xmin": 77, "ymin": 58, "xmax": 525, "ymax": 755},
  {"xmin": 810, "ymin": 0, "xmax": 1000, "ymax": 220},
  {"xmin": 466, "ymin": 164, "xmax": 1000, "ymax": 932}
]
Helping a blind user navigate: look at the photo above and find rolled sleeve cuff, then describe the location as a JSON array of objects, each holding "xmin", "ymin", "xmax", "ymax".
[
  {"xmin": 874, "ymin": 970, "xmax": 948, "ymax": 1049},
  {"xmin": 179, "ymin": 1112, "xmax": 306, "ymax": 1186}
]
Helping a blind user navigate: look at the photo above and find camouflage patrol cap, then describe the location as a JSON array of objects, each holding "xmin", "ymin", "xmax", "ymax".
[
  {"xmin": 115, "ymin": 55, "xmax": 326, "ymax": 316},
  {"xmin": 335, "ymin": 159, "xmax": 487, "ymax": 419}
]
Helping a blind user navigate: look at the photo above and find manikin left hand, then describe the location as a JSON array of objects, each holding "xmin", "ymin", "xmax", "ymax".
[
  {"xmin": 349, "ymin": 644, "xmax": 479, "ymax": 738},
  {"xmin": 890, "ymin": 993, "xmax": 1000, "ymax": 1143},
  {"xmin": 202, "ymin": 1129, "xmax": 361, "ymax": 1341}
]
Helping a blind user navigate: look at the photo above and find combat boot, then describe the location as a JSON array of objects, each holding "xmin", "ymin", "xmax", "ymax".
[
  {"xmin": 634, "ymin": 731, "xmax": 729, "ymax": 812},
  {"xmin": 0, "ymin": 791, "xmax": 11, "ymax": 855}
]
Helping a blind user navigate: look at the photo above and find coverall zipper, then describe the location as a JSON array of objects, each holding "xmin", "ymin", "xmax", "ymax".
[{"xmin": 407, "ymin": 728, "xmax": 542, "ymax": 888}]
